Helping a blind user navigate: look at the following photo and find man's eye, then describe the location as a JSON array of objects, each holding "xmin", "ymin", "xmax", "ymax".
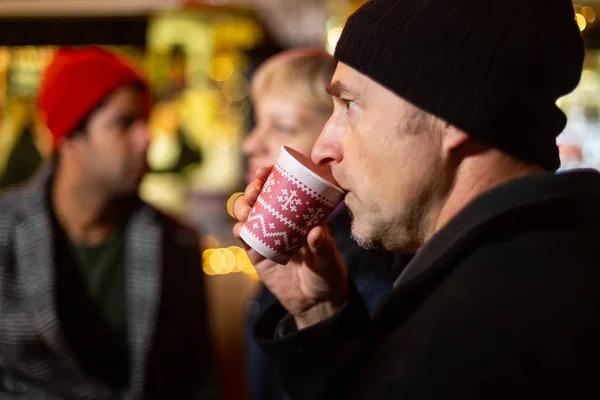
[
  {"xmin": 342, "ymin": 99, "xmax": 355, "ymax": 111},
  {"xmin": 116, "ymin": 116, "xmax": 136, "ymax": 129}
]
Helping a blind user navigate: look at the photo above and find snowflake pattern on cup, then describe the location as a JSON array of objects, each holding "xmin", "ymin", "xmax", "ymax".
[{"xmin": 240, "ymin": 155, "xmax": 344, "ymax": 265}]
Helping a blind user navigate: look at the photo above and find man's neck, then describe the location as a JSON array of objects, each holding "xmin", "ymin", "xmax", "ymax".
[
  {"xmin": 426, "ymin": 148, "xmax": 544, "ymax": 243},
  {"xmin": 52, "ymin": 164, "xmax": 120, "ymax": 245}
]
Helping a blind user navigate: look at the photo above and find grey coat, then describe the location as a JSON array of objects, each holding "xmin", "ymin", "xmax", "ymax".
[{"xmin": 0, "ymin": 165, "xmax": 218, "ymax": 399}]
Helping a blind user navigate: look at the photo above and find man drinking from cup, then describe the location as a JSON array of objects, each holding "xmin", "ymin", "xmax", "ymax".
[{"xmin": 232, "ymin": 0, "xmax": 600, "ymax": 398}]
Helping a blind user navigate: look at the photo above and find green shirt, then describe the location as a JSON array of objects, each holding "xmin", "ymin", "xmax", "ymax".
[{"xmin": 67, "ymin": 229, "xmax": 128, "ymax": 353}]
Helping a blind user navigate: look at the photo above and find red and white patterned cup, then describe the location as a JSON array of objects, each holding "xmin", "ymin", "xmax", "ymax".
[{"xmin": 240, "ymin": 146, "xmax": 345, "ymax": 265}]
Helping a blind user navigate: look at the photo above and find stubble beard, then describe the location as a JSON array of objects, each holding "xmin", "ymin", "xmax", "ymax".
[
  {"xmin": 347, "ymin": 164, "xmax": 446, "ymax": 254},
  {"xmin": 349, "ymin": 203, "xmax": 423, "ymax": 253}
]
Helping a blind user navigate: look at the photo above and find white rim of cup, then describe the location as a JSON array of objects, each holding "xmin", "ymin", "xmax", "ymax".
[{"xmin": 280, "ymin": 146, "xmax": 345, "ymax": 195}]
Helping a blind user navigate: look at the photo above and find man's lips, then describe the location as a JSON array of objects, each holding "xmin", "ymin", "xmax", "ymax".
[{"xmin": 330, "ymin": 171, "xmax": 348, "ymax": 194}]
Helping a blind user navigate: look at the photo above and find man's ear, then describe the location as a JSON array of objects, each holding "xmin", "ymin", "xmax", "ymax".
[
  {"xmin": 55, "ymin": 133, "xmax": 80, "ymax": 158},
  {"xmin": 441, "ymin": 123, "xmax": 470, "ymax": 154}
]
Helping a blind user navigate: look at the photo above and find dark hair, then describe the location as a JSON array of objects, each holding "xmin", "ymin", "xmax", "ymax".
[
  {"xmin": 73, "ymin": 82, "xmax": 147, "ymax": 136},
  {"xmin": 72, "ymin": 97, "xmax": 109, "ymax": 137}
]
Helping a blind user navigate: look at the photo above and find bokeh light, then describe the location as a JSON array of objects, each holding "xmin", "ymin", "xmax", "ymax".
[
  {"xmin": 209, "ymin": 249, "xmax": 226, "ymax": 274},
  {"xmin": 202, "ymin": 246, "xmax": 256, "ymax": 276},
  {"xmin": 582, "ymin": 6, "xmax": 596, "ymax": 23},
  {"xmin": 221, "ymin": 74, "xmax": 250, "ymax": 102},
  {"xmin": 202, "ymin": 249, "xmax": 216, "ymax": 275},
  {"xmin": 576, "ymin": 13, "xmax": 587, "ymax": 32},
  {"xmin": 326, "ymin": 27, "xmax": 343, "ymax": 54},
  {"xmin": 209, "ymin": 56, "xmax": 234, "ymax": 82}
]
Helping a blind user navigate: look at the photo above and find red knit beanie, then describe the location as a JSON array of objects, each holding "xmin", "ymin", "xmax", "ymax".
[{"xmin": 38, "ymin": 46, "xmax": 151, "ymax": 148}]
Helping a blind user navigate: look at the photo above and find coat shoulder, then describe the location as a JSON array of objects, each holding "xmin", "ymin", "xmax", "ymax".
[
  {"xmin": 357, "ymin": 228, "xmax": 600, "ymax": 399},
  {"xmin": 0, "ymin": 184, "xmax": 33, "ymax": 248},
  {"xmin": 0, "ymin": 183, "xmax": 30, "ymax": 219}
]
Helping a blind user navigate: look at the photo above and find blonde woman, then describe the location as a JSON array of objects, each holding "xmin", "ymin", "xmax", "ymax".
[{"xmin": 242, "ymin": 48, "xmax": 409, "ymax": 400}]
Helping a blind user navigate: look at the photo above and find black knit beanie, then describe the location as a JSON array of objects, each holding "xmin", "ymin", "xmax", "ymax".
[{"xmin": 335, "ymin": 0, "xmax": 584, "ymax": 171}]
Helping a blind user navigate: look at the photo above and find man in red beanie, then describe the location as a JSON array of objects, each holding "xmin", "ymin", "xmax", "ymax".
[{"xmin": 0, "ymin": 47, "xmax": 218, "ymax": 399}]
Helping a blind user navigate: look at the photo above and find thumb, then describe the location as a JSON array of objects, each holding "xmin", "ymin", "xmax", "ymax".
[
  {"xmin": 307, "ymin": 225, "xmax": 334, "ymax": 255},
  {"xmin": 305, "ymin": 225, "xmax": 348, "ymax": 297},
  {"xmin": 306, "ymin": 225, "xmax": 345, "ymax": 274}
]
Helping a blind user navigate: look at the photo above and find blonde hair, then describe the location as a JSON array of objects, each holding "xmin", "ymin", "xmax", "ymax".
[{"xmin": 251, "ymin": 48, "xmax": 335, "ymax": 117}]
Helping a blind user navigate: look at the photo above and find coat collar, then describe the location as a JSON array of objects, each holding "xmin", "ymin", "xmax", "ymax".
[
  {"xmin": 371, "ymin": 170, "xmax": 600, "ymax": 332},
  {"xmin": 14, "ymin": 163, "xmax": 77, "ymax": 365},
  {"xmin": 125, "ymin": 206, "xmax": 162, "ymax": 397}
]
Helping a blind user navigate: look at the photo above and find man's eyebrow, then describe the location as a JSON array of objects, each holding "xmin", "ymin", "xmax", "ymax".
[{"xmin": 326, "ymin": 81, "xmax": 352, "ymax": 98}]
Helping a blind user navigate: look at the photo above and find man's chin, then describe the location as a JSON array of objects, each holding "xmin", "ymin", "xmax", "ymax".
[{"xmin": 350, "ymin": 223, "xmax": 379, "ymax": 250}]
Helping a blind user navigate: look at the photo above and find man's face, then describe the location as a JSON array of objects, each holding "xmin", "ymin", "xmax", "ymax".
[
  {"xmin": 312, "ymin": 63, "xmax": 448, "ymax": 252},
  {"xmin": 69, "ymin": 86, "xmax": 150, "ymax": 196}
]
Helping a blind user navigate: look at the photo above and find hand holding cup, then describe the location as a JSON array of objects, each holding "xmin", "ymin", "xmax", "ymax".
[{"xmin": 231, "ymin": 146, "xmax": 349, "ymax": 329}]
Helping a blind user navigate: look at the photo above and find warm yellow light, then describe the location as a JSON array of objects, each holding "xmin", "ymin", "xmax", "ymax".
[
  {"xmin": 209, "ymin": 249, "xmax": 226, "ymax": 274},
  {"xmin": 221, "ymin": 74, "xmax": 250, "ymax": 102},
  {"xmin": 243, "ymin": 263, "xmax": 259, "ymax": 280},
  {"xmin": 227, "ymin": 246, "xmax": 244, "ymax": 272},
  {"xmin": 202, "ymin": 246, "xmax": 255, "ymax": 276},
  {"xmin": 235, "ymin": 248, "xmax": 250, "ymax": 272},
  {"xmin": 202, "ymin": 249, "xmax": 216, "ymax": 275},
  {"xmin": 576, "ymin": 13, "xmax": 587, "ymax": 31},
  {"xmin": 220, "ymin": 248, "xmax": 237, "ymax": 274},
  {"xmin": 203, "ymin": 264, "xmax": 217, "ymax": 276},
  {"xmin": 202, "ymin": 249, "xmax": 215, "ymax": 263},
  {"xmin": 242, "ymin": 262, "xmax": 256, "ymax": 274},
  {"xmin": 228, "ymin": 246, "xmax": 243, "ymax": 255},
  {"xmin": 582, "ymin": 6, "xmax": 596, "ymax": 23},
  {"xmin": 327, "ymin": 27, "xmax": 343, "ymax": 53},
  {"xmin": 210, "ymin": 56, "xmax": 234, "ymax": 82}
]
